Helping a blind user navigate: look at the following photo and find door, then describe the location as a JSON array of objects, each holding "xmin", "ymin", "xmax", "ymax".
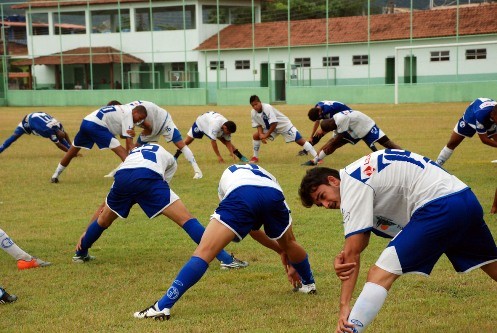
[
  {"xmin": 404, "ymin": 55, "xmax": 417, "ymax": 84},
  {"xmin": 260, "ymin": 63, "xmax": 268, "ymax": 87},
  {"xmin": 274, "ymin": 63, "xmax": 285, "ymax": 101},
  {"xmin": 385, "ymin": 57, "xmax": 395, "ymax": 84}
]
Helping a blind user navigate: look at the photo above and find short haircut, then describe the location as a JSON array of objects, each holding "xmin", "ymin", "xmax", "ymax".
[
  {"xmin": 107, "ymin": 100, "xmax": 122, "ymax": 106},
  {"xmin": 308, "ymin": 107, "xmax": 321, "ymax": 121},
  {"xmin": 249, "ymin": 95, "xmax": 260, "ymax": 104},
  {"xmin": 298, "ymin": 167, "xmax": 341, "ymax": 208},
  {"xmin": 132, "ymin": 105, "xmax": 147, "ymax": 116},
  {"xmin": 224, "ymin": 120, "xmax": 237, "ymax": 133}
]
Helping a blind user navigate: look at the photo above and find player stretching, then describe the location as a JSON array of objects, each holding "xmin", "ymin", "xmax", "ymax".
[
  {"xmin": 134, "ymin": 163, "xmax": 316, "ymax": 320},
  {"xmin": 50, "ymin": 104, "xmax": 147, "ymax": 183},
  {"xmin": 299, "ymin": 150, "xmax": 497, "ymax": 332},
  {"xmin": 436, "ymin": 97, "xmax": 497, "ymax": 166},
  {"xmin": 0, "ymin": 112, "xmax": 72, "ymax": 154},
  {"xmin": 249, "ymin": 95, "xmax": 317, "ymax": 163},
  {"xmin": 177, "ymin": 111, "xmax": 249, "ymax": 163}
]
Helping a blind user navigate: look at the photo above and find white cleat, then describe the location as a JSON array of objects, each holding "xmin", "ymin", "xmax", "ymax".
[
  {"xmin": 193, "ymin": 172, "xmax": 203, "ymax": 179},
  {"xmin": 491, "ymin": 160, "xmax": 497, "ymax": 163},
  {"xmin": 134, "ymin": 303, "xmax": 170, "ymax": 321},
  {"xmin": 293, "ymin": 283, "xmax": 317, "ymax": 294}
]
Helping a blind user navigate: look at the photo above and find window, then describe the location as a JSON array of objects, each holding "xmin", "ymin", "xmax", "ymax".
[
  {"xmin": 294, "ymin": 58, "xmax": 311, "ymax": 67},
  {"xmin": 323, "ymin": 56, "xmax": 339, "ymax": 67},
  {"xmin": 235, "ymin": 60, "xmax": 250, "ymax": 70},
  {"xmin": 203, "ymin": 6, "xmax": 251, "ymax": 24},
  {"xmin": 210, "ymin": 61, "xmax": 224, "ymax": 70},
  {"xmin": 172, "ymin": 63, "xmax": 185, "ymax": 71},
  {"xmin": 136, "ymin": 6, "xmax": 195, "ymax": 31},
  {"xmin": 54, "ymin": 11, "xmax": 86, "ymax": 35},
  {"xmin": 91, "ymin": 9, "xmax": 130, "ymax": 33},
  {"xmin": 29, "ymin": 13, "xmax": 49, "ymax": 36},
  {"xmin": 466, "ymin": 48, "xmax": 486, "ymax": 60},
  {"xmin": 430, "ymin": 51, "xmax": 450, "ymax": 62},
  {"xmin": 352, "ymin": 55, "xmax": 368, "ymax": 65}
]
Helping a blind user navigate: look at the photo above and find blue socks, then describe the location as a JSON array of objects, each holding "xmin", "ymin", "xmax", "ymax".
[
  {"xmin": 182, "ymin": 218, "xmax": 233, "ymax": 265},
  {"xmin": 75, "ymin": 220, "xmax": 107, "ymax": 256},
  {"xmin": 290, "ymin": 254, "xmax": 315, "ymax": 285},
  {"xmin": 157, "ymin": 256, "xmax": 209, "ymax": 310}
]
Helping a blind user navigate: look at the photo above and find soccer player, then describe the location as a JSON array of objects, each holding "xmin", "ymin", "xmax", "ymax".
[
  {"xmin": 50, "ymin": 104, "xmax": 147, "ymax": 183},
  {"xmin": 72, "ymin": 143, "xmax": 248, "ymax": 271},
  {"xmin": 302, "ymin": 110, "xmax": 401, "ymax": 166},
  {"xmin": 0, "ymin": 112, "xmax": 72, "ymax": 154},
  {"xmin": 297, "ymin": 100, "xmax": 351, "ymax": 156},
  {"xmin": 134, "ymin": 163, "xmax": 316, "ymax": 320},
  {"xmin": 179, "ymin": 111, "xmax": 249, "ymax": 163},
  {"xmin": 126, "ymin": 100, "xmax": 203, "ymax": 179},
  {"xmin": 0, "ymin": 286, "xmax": 17, "ymax": 304},
  {"xmin": 298, "ymin": 149, "xmax": 497, "ymax": 333},
  {"xmin": 436, "ymin": 97, "xmax": 497, "ymax": 166},
  {"xmin": 0, "ymin": 228, "xmax": 51, "ymax": 270},
  {"xmin": 249, "ymin": 95, "xmax": 318, "ymax": 163}
]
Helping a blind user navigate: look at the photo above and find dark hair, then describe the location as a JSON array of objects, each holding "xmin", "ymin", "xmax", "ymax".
[
  {"xmin": 298, "ymin": 167, "xmax": 341, "ymax": 208},
  {"xmin": 320, "ymin": 119, "xmax": 336, "ymax": 132},
  {"xmin": 107, "ymin": 100, "xmax": 122, "ymax": 106},
  {"xmin": 308, "ymin": 107, "xmax": 321, "ymax": 121},
  {"xmin": 249, "ymin": 95, "xmax": 260, "ymax": 103},
  {"xmin": 224, "ymin": 120, "xmax": 237, "ymax": 133},
  {"xmin": 132, "ymin": 105, "xmax": 147, "ymax": 116}
]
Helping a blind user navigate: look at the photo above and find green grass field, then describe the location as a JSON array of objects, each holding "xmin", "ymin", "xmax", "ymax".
[{"xmin": 1, "ymin": 102, "xmax": 496, "ymax": 332}]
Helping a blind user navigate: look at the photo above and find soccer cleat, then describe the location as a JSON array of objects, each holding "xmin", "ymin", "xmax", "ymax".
[
  {"xmin": 72, "ymin": 253, "xmax": 96, "ymax": 263},
  {"xmin": 193, "ymin": 171, "xmax": 203, "ymax": 179},
  {"xmin": 17, "ymin": 257, "xmax": 52, "ymax": 270},
  {"xmin": 240, "ymin": 155, "xmax": 249, "ymax": 163},
  {"xmin": 249, "ymin": 156, "xmax": 259, "ymax": 163},
  {"xmin": 134, "ymin": 302, "xmax": 170, "ymax": 321},
  {"xmin": 50, "ymin": 177, "xmax": 59, "ymax": 183},
  {"xmin": 491, "ymin": 160, "xmax": 497, "ymax": 163},
  {"xmin": 293, "ymin": 283, "xmax": 317, "ymax": 294},
  {"xmin": 297, "ymin": 149, "xmax": 308, "ymax": 156},
  {"xmin": 0, "ymin": 288, "xmax": 17, "ymax": 304},
  {"xmin": 220, "ymin": 254, "xmax": 249, "ymax": 270},
  {"xmin": 301, "ymin": 160, "xmax": 317, "ymax": 166}
]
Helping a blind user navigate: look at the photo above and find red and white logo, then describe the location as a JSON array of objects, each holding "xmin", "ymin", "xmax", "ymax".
[{"xmin": 363, "ymin": 165, "xmax": 375, "ymax": 176}]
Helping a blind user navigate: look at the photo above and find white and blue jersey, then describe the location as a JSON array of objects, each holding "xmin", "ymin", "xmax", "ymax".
[
  {"xmin": 251, "ymin": 103, "xmax": 302, "ymax": 142},
  {"xmin": 333, "ymin": 110, "xmax": 385, "ymax": 146},
  {"xmin": 128, "ymin": 100, "xmax": 182, "ymax": 144},
  {"xmin": 107, "ymin": 144, "xmax": 179, "ymax": 219},
  {"xmin": 74, "ymin": 105, "xmax": 134, "ymax": 150},
  {"xmin": 188, "ymin": 111, "xmax": 230, "ymax": 141},
  {"xmin": 315, "ymin": 100, "xmax": 350, "ymax": 119},
  {"xmin": 17, "ymin": 112, "xmax": 63, "ymax": 142},
  {"xmin": 212, "ymin": 164, "xmax": 292, "ymax": 241},
  {"xmin": 340, "ymin": 149, "xmax": 497, "ymax": 275},
  {"xmin": 455, "ymin": 98, "xmax": 497, "ymax": 137}
]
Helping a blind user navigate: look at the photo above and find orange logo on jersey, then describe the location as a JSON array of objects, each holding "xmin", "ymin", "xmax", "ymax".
[{"xmin": 364, "ymin": 165, "xmax": 375, "ymax": 176}]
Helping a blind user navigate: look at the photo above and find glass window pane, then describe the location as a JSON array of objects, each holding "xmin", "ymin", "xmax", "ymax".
[
  {"xmin": 91, "ymin": 9, "xmax": 130, "ymax": 33},
  {"xmin": 152, "ymin": 6, "xmax": 196, "ymax": 30},
  {"xmin": 135, "ymin": 8, "xmax": 151, "ymax": 32},
  {"xmin": 29, "ymin": 13, "xmax": 49, "ymax": 36},
  {"xmin": 54, "ymin": 11, "xmax": 86, "ymax": 35}
]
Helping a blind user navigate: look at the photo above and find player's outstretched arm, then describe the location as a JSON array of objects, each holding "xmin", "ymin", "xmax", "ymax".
[
  {"xmin": 210, "ymin": 139, "xmax": 224, "ymax": 163},
  {"xmin": 478, "ymin": 133, "xmax": 497, "ymax": 148}
]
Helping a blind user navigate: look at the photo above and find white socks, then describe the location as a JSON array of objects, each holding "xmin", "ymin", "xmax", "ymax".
[
  {"xmin": 181, "ymin": 146, "xmax": 202, "ymax": 178},
  {"xmin": 0, "ymin": 229, "xmax": 32, "ymax": 261},
  {"xmin": 436, "ymin": 146, "xmax": 453, "ymax": 166},
  {"xmin": 302, "ymin": 141, "xmax": 318, "ymax": 158},
  {"xmin": 52, "ymin": 163, "xmax": 66, "ymax": 178},
  {"xmin": 347, "ymin": 282, "xmax": 388, "ymax": 332},
  {"xmin": 252, "ymin": 140, "xmax": 261, "ymax": 157}
]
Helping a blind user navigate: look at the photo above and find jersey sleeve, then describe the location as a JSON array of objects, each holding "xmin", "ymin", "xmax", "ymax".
[
  {"xmin": 340, "ymin": 176, "xmax": 375, "ymax": 238},
  {"xmin": 334, "ymin": 112, "xmax": 351, "ymax": 134},
  {"xmin": 251, "ymin": 110, "xmax": 260, "ymax": 128},
  {"xmin": 121, "ymin": 109, "xmax": 134, "ymax": 138}
]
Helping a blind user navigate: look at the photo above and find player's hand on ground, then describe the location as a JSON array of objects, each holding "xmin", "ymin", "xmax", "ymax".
[
  {"xmin": 336, "ymin": 306, "xmax": 354, "ymax": 333},
  {"xmin": 286, "ymin": 265, "xmax": 301, "ymax": 288},
  {"xmin": 334, "ymin": 251, "xmax": 356, "ymax": 281},
  {"xmin": 75, "ymin": 232, "xmax": 86, "ymax": 251},
  {"xmin": 217, "ymin": 156, "xmax": 225, "ymax": 163},
  {"xmin": 491, "ymin": 205, "xmax": 497, "ymax": 214}
]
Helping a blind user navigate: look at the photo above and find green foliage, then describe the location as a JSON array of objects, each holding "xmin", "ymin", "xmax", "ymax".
[{"xmin": 0, "ymin": 103, "xmax": 496, "ymax": 332}]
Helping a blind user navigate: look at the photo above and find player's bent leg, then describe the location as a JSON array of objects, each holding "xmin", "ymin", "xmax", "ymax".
[
  {"xmin": 277, "ymin": 226, "xmax": 316, "ymax": 293},
  {"xmin": 111, "ymin": 145, "xmax": 129, "ymax": 162},
  {"xmin": 480, "ymin": 261, "xmax": 497, "ymax": 282},
  {"xmin": 376, "ymin": 136, "xmax": 401, "ymax": 149}
]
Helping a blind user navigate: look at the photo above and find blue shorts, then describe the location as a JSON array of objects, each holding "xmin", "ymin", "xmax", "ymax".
[
  {"xmin": 377, "ymin": 189, "xmax": 497, "ymax": 275},
  {"xmin": 190, "ymin": 122, "xmax": 205, "ymax": 139},
  {"xmin": 74, "ymin": 120, "xmax": 115, "ymax": 149},
  {"xmin": 454, "ymin": 117, "xmax": 477, "ymax": 138},
  {"xmin": 342, "ymin": 125, "xmax": 384, "ymax": 147},
  {"xmin": 106, "ymin": 168, "xmax": 172, "ymax": 219},
  {"xmin": 211, "ymin": 186, "xmax": 292, "ymax": 242}
]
